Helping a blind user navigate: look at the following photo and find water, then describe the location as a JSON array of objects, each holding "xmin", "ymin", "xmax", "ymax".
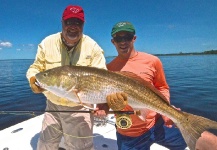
[
  {"xmin": 0, "ymin": 55, "xmax": 217, "ymax": 131},
  {"xmin": 0, "ymin": 59, "xmax": 46, "ymax": 130},
  {"xmin": 160, "ymin": 55, "xmax": 217, "ymax": 121}
]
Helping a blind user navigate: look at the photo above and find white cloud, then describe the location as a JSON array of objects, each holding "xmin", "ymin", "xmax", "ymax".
[
  {"xmin": 0, "ymin": 48, "xmax": 2, "ymax": 50},
  {"xmin": 28, "ymin": 44, "xmax": 34, "ymax": 47},
  {"xmin": 0, "ymin": 41, "xmax": 12, "ymax": 47},
  {"xmin": 23, "ymin": 44, "xmax": 35, "ymax": 50}
]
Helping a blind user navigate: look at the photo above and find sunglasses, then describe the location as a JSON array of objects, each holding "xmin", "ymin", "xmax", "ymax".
[
  {"xmin": 113, "ymin": 34, "xmax": 134, "ymax": 43},
  {"xmin": 64, "ymin": 18, "xmax": 83, "ymax": 26}
]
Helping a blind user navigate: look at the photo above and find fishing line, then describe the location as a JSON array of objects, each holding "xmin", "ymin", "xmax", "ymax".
[{"xmin": 45, "ymin": 117, "xmax": 116, "ymax": 139}]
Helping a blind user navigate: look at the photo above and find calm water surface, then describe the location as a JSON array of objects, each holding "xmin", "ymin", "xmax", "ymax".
[
  {"xmin": 0, "ymin": 55, "xmax": 217, "ymax": 130},
  {"xmin": 161, "ymin": 55, "xmax": 217, "ymax": 119}
]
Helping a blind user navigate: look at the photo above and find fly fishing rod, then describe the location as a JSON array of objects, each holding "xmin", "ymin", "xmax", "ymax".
[
  {"xmin": 0, "ymin": 110, "xmax": 141, "ymax": 115},
  {"xmin": 0, "ymin": 110, "xmax": 141, "ymax": 129}
]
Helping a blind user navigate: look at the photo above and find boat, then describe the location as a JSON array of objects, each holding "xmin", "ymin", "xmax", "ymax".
[{"xmin": 0, "ymin": 114, "xmax": 176, "ymax": 150}]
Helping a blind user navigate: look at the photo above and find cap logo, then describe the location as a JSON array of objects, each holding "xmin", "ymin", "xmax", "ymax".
[
  {"xmin": 117, "ymin": 22, "xmax": 127, "ymax": 27},
  {"xmin": 69, "ymin": 7, "xmax": 80, "ymax": 14}
]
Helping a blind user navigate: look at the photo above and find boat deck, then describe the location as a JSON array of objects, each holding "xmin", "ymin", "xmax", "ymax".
[{"xmin": 0, "ymin": 114, "xmax": 171, "ymax": 150}]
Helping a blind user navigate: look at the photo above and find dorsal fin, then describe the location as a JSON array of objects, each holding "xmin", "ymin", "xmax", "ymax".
[{"xmin": 115, "ymin": 71, "xmax": 170, "ymax": 104}]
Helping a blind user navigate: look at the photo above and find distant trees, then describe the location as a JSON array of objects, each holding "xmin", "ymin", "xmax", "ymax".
[
  {"xmin": 203, "ymin": 50, "xmax": 217, "ymax": 54},
  {"xmin": 155, "ymin": 50, "xmax": 217, "ymax": 56}
]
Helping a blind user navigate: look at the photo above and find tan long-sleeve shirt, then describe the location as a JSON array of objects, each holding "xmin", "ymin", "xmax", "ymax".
[{"xmin": 26, "ymin": 32, "xmax": 107, "ymax": 107}]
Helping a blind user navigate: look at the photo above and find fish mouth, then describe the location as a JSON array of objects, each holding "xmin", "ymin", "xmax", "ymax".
[{"xmin": 35, "ymin": 79, "xmax": 43, "ymax": 88}]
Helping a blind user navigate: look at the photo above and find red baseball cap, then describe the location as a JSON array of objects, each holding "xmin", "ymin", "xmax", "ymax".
[{"xmin": 62, "ymin": 5, "xmax": 85, "ymax": 21}]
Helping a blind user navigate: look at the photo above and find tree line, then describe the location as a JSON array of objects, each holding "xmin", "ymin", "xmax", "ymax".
[{"xmin": 156, "ymin": 50, "xmax": 217, "ymax": 56}]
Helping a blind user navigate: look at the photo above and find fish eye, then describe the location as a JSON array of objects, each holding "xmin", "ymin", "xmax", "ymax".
[{"xmin": 43, "ymin": 73, "xmax": 48, "ymax": 77}]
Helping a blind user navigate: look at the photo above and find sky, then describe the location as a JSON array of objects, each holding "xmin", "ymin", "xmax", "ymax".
[{"xmin": 0, "ymin": 0, "xmax": 217, "ymax": 59}]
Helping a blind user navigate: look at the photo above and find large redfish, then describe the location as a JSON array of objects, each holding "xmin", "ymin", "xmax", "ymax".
[{"xmin": 35, "ymin": 65, "xmax": 217, "ymax": 150}]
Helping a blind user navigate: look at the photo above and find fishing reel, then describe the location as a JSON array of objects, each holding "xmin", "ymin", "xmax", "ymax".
[{"xmin": 115, "ymin": 114, "xmax": 132, "ymax": 129}]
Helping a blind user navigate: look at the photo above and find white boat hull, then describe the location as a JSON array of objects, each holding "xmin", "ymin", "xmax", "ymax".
[{"xmin": 0, "ymin": 114, "xmax": 174, "ymax": 150}]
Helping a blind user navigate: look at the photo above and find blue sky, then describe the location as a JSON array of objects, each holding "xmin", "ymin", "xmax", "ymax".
[{"xmin": 0, "ymin": 0, "xmax": 217, "ymax": 59}]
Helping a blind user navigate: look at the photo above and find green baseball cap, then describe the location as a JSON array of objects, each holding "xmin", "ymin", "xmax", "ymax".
[{"xmin": 111, "ymin": 21, "xmax": 135, "ymax": 36}]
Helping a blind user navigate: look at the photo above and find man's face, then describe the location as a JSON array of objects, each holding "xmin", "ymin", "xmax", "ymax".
[
  {"xmin": 62, "ymin": 18, "xmax": 84, "ymax": 45},
  {"xmin": 111, "ymin": 31, "xmax": 136, "ymax": 58}
]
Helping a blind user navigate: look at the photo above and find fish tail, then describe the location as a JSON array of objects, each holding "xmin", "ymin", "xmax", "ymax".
[{"xmin": 177, "ymin": 112, "xmax": 217, "ymax": 150}]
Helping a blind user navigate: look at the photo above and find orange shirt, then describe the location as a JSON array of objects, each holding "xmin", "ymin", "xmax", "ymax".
[{"xmin": 107, "ymin": 51, "xmax": 170, "ymax": 137}]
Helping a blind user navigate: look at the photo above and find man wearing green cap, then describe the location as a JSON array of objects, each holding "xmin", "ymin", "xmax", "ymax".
[{"xmin": 106, "ymin": 21, "xmax": 187, "ymax": 149}]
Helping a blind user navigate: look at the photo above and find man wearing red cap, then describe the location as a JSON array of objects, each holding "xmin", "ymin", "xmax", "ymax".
[{"xmin": 26, "ymin": 5, "xmax": 107, "ymax": 150}]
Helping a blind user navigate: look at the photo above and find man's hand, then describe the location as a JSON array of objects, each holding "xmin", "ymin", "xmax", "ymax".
[
  {"xmin": 162, "ymin": 115, "xmax": 174, "ymax": 128},
  {"xmin": 93, "ymin": 104, "xmax": 109, "ymax": 126},
  {"xmin": 94, "ymin": 103, "xmax": 109, "ymax": 117},
  {"xmin": 30, "ymin": 76, "xmax": 44, "ymax": 93},
  {"xmin": 196, "ymin": 131, "xmax": 217, "ymax": 150},
  {"xmin": 106, "ymin": 92, "xmax": 128, "ymax": 111}
]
